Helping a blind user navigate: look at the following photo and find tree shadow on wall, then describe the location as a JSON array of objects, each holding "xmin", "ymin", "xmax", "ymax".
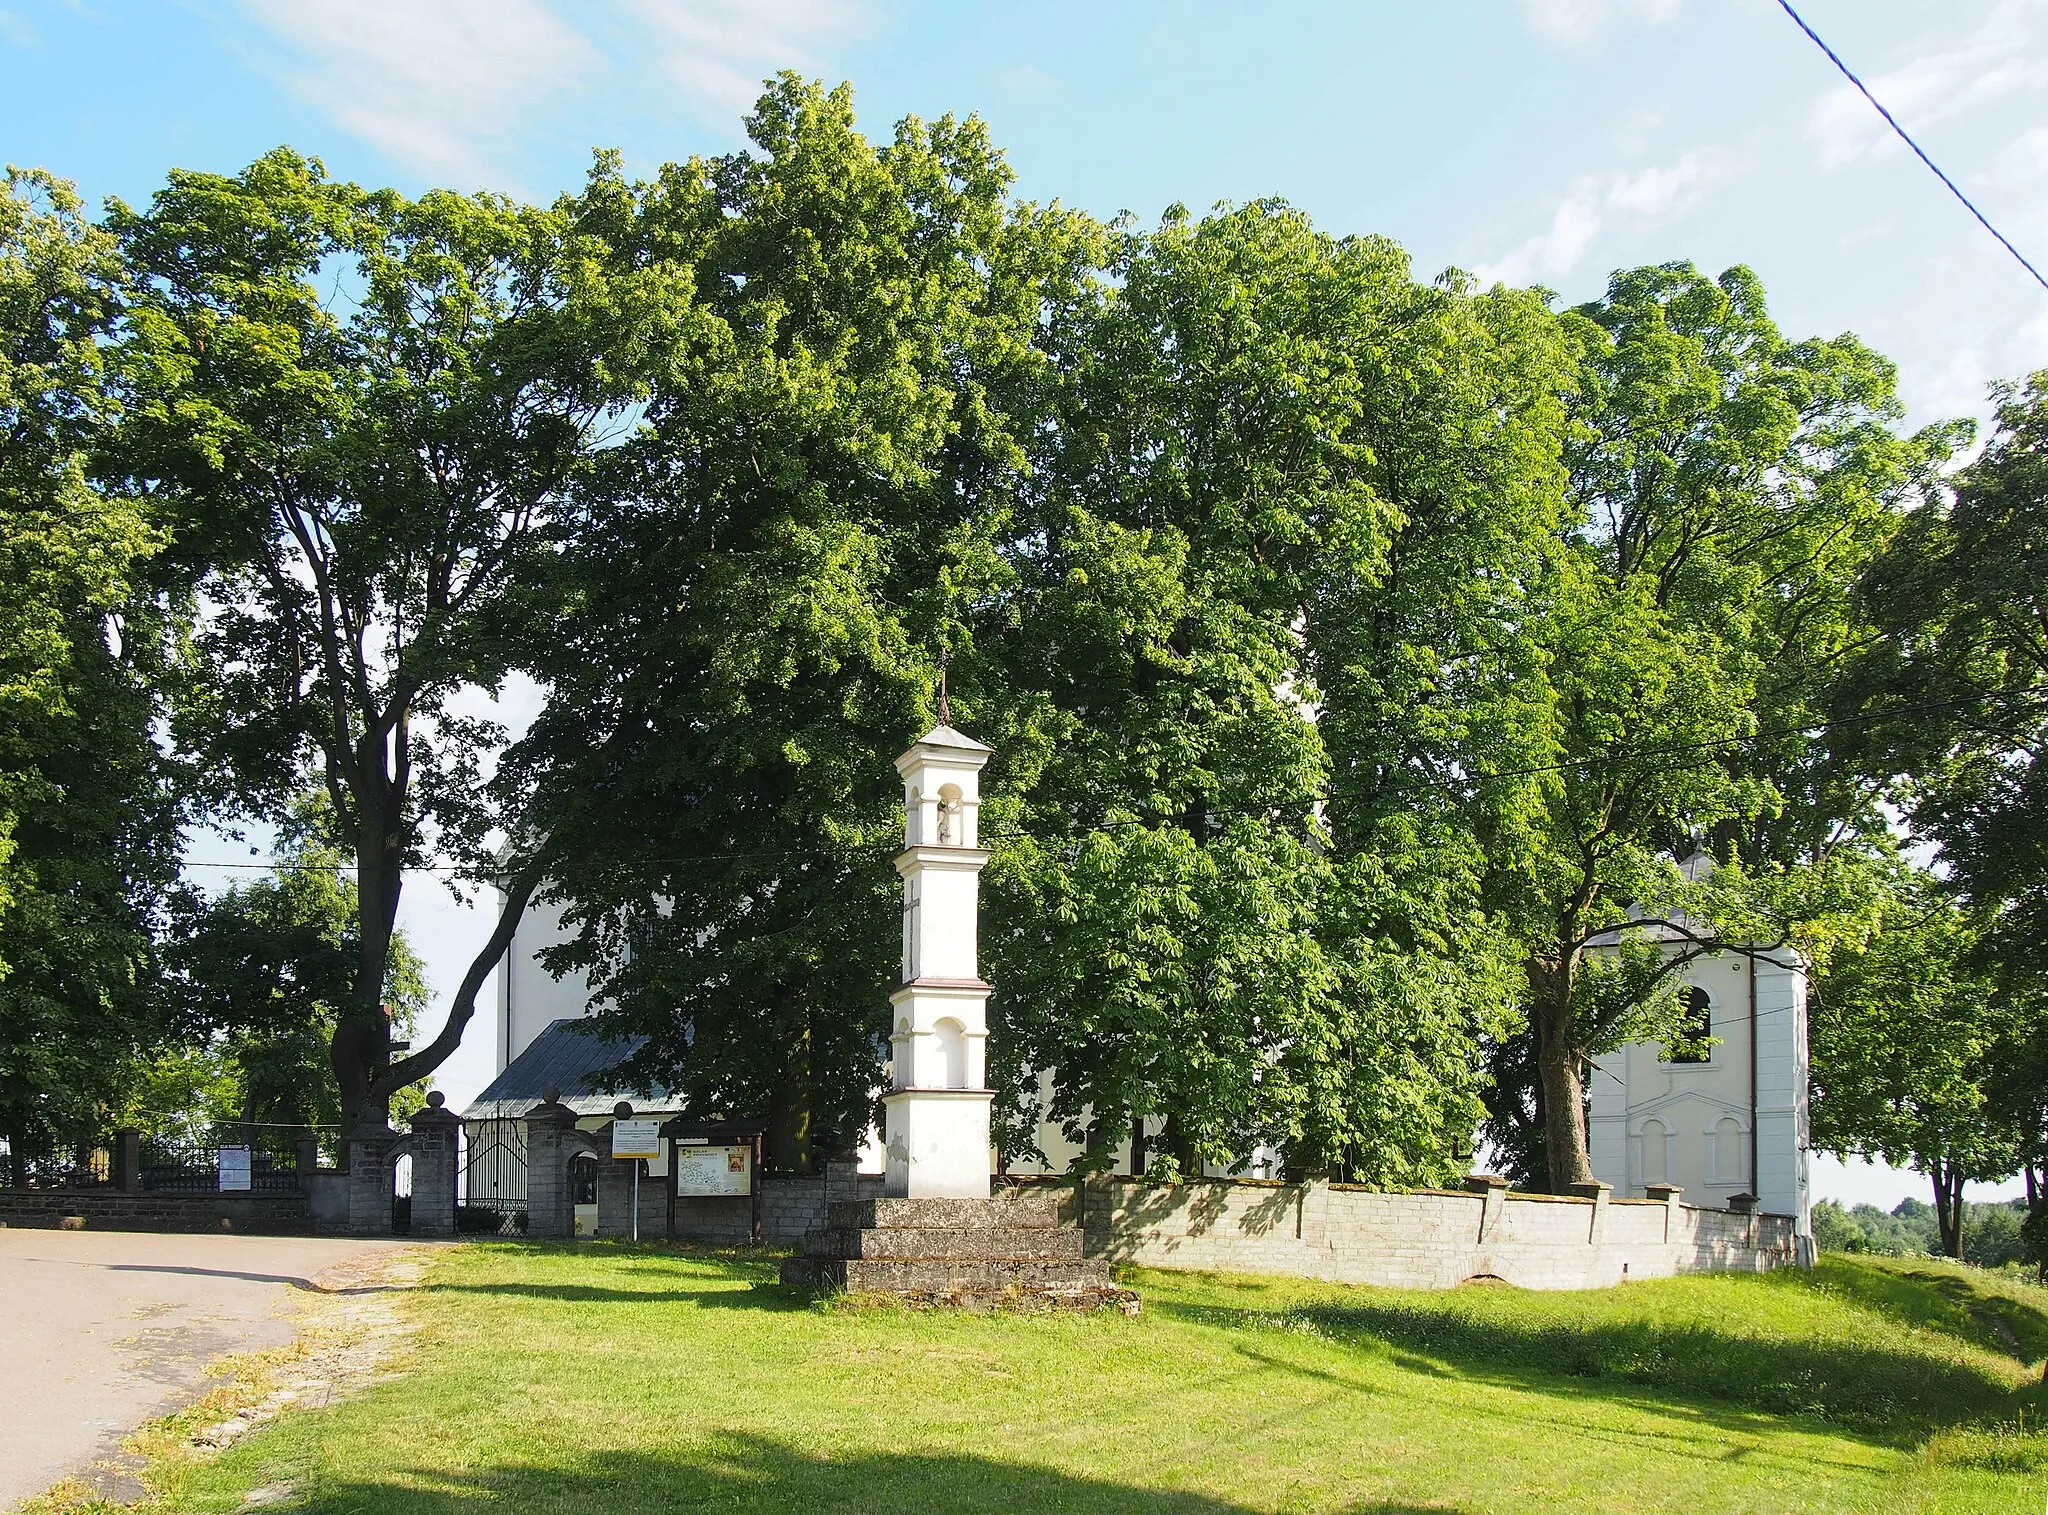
[{"xmin": 247, "ymin": 1436, "xmax": 1476, "ymax": 1515}]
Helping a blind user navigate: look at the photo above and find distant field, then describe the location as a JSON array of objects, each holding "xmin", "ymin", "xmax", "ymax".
[{"xmin": 78, "ymin": 1246, "xmax": 2048, "ymax": 1515}]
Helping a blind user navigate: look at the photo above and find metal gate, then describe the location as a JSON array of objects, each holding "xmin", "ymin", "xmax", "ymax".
[{"xmin": 461, "ymin": 1118, "xmax": 528, "ymax": 1230}]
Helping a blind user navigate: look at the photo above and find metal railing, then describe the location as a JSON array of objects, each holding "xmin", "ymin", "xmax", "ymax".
[{"xmin": 138, "ymin": 1130, "xmax": 326, "ymax": 1194}]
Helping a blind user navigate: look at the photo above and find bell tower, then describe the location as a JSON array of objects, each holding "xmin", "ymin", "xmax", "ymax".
[{"xmin": 883, "ymin": 720, "xmax": 995, "ymax": 1198}]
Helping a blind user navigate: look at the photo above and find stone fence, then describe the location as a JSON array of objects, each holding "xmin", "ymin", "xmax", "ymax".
[
  {"xmin": 0, "ymin": 1186, "xmax": 314, "ymax": 1232},
  {"xmin": 5, "ymin": 1127, "xmax": 1798, "ymax": 1291},
  {"xmin": 1016, "ymin": 1174, "xmax": 1796, "ymax": 1289},
  {"xmin": 586, "ymin": 1166, "xmax": 1795, "ymax": 1290}
]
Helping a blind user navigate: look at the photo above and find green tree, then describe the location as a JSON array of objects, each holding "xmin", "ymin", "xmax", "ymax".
[
  {"xmin": 0, "ymin": 168, "xmax": 184, "ymax": 1181},
  {"xmin": 1487, "ymin": 263, "xmax": 1941, "ymax": 1191},
  {"xmin": 1810, "ymin": 875, "xmax": 2020, "ymax": 1257},
  {"xmin": 991, "ymin": 201, "xmax": 1574, "ymax": 1184},
  {"xmin": 513, "ymin": 79, "xmax": 1087, "ymax": 1171},
  {"xmin": 156, "ymin": 811, "xmax": 430, "ymax": 1142},
  {"xmin": 109, "ymin": 150, "xmax": 647, "ymax": 1129},
  {"xmin": 1844, "ymin": 374, "xmax": 2048, "ymax": 960}
]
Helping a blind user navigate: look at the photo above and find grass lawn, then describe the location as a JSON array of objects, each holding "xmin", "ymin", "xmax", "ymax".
[{"xmin": 118, "ymin": 1245, "xmax": 2048, "ymax": 1515}]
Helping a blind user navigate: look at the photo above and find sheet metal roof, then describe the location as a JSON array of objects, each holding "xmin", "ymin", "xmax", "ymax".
[{"xmin": 460, "ymin": 1018, "xmax": 682, "ymax": 1122}]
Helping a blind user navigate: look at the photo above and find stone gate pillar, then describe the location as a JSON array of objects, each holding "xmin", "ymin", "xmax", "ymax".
[
  {"xmin": 524, "ymin": 1092, "xmax": 585, "ymax": 1240},
  {"xmin": 111, "ymin": 1128, "xmax": 141, "ymax": 1192},
  {"xmin": 408, "ymin": 1093, "xmax": 462, "ymax": 1237},
  {"xmin": 347, "ymin": 1122, "xmax": 401, "ymax": 1235}
]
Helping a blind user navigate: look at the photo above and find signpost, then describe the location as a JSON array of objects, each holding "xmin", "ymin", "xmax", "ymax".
[
  {"xmin": 216, "ymin": 1145, "xmax": 252, "ymax": 1193},
  {"xmin": 611, "ymin": 1107, "xmax": 661, "ymax": 1241}
]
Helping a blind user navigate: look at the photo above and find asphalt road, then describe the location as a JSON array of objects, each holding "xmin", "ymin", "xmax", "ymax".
[{"xmin": 0, "ymin": 1229, "xmax": 412, "ymax": 1511}]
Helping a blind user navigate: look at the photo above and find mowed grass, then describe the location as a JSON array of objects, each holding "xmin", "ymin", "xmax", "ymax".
[{"xmin": 137, "ymin": 1246, "xmax": 2048, "ymax": 1515}]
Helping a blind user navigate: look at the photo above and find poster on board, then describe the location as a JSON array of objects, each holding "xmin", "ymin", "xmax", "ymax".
[
  {"xmin": 674, "ymin": 1142, "xmax": 750, "ymax": 1197},
  {"xmin": 217, "ymin": 1145, "xmax": 252, "ymax": 1192},
  {"xmin": 611, "ymin": 1119, "xmax": 662, "ymax": 1159}
]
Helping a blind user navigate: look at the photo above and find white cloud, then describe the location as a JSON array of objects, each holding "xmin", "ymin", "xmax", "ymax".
[
  {"xmin": 1476, "ymin": 149, "xmax": 1737, "ymax": 287},
  {"xmin": 625, "ymin": 0, "xmax": 867, "ymax": 123},
  {"xmin": 237, "ymin": 0, "xmax": 870, "ymax": 186},
  {"xmin": 239, "ymin": 0, "xmax": 597, "ymax": 185},
  {"xmin": 1806, "ymin": 0, "xmax": 2048, "ymax": 170},
  {"xmin": 1518, "ymin": 0, "xmax": 1680, "ymax": 49},
  {"xmin": 0, "ymin": 9, "xmax": 36, "ymax": 48}
]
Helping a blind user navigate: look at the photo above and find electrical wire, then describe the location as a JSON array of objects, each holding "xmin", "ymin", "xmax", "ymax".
[{"xmin": 1775, "ymin": 0, "xmax": 2048, "ymax": 294}]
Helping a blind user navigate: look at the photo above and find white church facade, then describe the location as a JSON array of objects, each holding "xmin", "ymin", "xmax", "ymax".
[{"xmin": 1584, "ymin": 880, "xmax": 1813, "ymax": 1255}]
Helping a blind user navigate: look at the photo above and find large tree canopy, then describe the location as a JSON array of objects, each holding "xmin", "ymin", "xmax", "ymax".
[
  {"xmin": 989, "ymin": 202, "xmax": 1573, "ymax": 1185},
  {"xmin": 109, "ymin": 149, "xmax": 652, "ymax": 1127},
  {"xmin": 1844, "ymin": 373, "xmax": 2048, "ymax": 961},
  {"xmin": 8, "ymin": 80, "xmax": 2023, "ymax": 1209},
  {"xmin": 1482, "ymin": 263, "xmax": 1945, "ymax": 1191},
  {"xmin": 0, "ymin": 169, "xmax": 184, "ymax": 1180},
  {"xmin": 514, "ymin": 79, "xmax": 1088, "ymax": 1171}
]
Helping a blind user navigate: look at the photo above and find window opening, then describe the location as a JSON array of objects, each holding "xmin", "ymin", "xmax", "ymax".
[{"xmin": 1664, "ymin": 986, "xmax": 1712, "ymax": 1064}]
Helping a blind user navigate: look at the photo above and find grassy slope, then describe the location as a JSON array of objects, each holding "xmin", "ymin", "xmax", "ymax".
[{"xmin": 137, "ymin": 1247, "xmax": 2048, "ymax": 1515}]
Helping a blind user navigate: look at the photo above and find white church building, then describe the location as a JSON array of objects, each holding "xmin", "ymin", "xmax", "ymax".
[{"xmin": 1584, "ymin": 862, "xmax": 1813, "ymax": 1252}]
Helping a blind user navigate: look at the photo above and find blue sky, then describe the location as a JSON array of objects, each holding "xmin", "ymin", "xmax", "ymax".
[{"xmin": 10, "ymin": 0, "xmax": 2044, "ymax": 1207}]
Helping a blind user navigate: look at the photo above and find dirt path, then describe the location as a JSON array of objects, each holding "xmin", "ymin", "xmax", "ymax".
[{"xmin": 0, "ymin": 1230, "xmax": 424, "ymax": 1511}]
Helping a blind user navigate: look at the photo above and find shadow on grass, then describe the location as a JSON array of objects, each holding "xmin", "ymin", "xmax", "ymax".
[
  {"xmin": 1788, "ymin": 1257, "xmax": 2048, "ymax": 1364},
  {"xmin": 419, "ymin": 1280, "xmax": 806, "ymax": 1309},
  {"xmin": 1156, "ymin": 1290, "xmax": 2042, "ymax": 1442},
  {"xmin": 243, "ymin": 1435, "xmax": 1475, "ymax": 1515}
]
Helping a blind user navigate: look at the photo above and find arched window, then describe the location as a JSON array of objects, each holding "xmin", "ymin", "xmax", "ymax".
[
  {"xmin": 937, "ymin": 783, "xmax": 963, "ymax": 845},
  {"xmin": 1640, "ymin": 1118, "xmax": 1668, "ymax": 1186},
  {"xmin": 1663, "ymin": 986, "xmax": 1712, "ymax": 1064},
  {"xmin": 1714, "ymin": 1117, "xmax": 1745, "ymax": 1185},
  {"xmin": 933, "ymin": 1017, "xmax": 968, "ymax": 1089}
]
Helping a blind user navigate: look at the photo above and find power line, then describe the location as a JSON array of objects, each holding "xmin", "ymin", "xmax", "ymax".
[{"xmin": 1775, "ymin": 0, "xmax": 2048, "ymax": 295}]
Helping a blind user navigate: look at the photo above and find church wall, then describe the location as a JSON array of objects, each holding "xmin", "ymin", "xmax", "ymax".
[
  {"xmin": 499, "ymin": 896, "xmax": 596, "ymax": 1068},
  {"xmin": 1589, "ymin": 945, "xmax": 1812, "ymax": 1247}
]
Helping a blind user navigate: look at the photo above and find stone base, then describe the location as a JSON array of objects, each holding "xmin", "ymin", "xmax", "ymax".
[{"xmin": 780, "ymin": 1193, "xmax": 1127, "ymax": 1307}]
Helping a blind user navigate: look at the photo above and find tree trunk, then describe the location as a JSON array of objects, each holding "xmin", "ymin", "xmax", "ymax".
[
  {"xmin": 1159, "ymin": 1111, "xmax": 1200, "ymax": 1181},
  {"xmin": 1537, "ymin": 952, "xmax": 1595, "ymax": 1191},
  {"xmin": 1538, "ymin": 1040, "xmax": 1595, "ymax": 1191},
  {"xmin": 1931, "ymin": 1158, "xmax": 1965, "ymax": 1259},
  {"xmin": 766, "ymin": 1000, "xmax": 813, "ymax": 1175},
  {"xmin": 336, "ymin": 761, "xmax": 406, "ymax": 1132},
  {"xmin": 2028, "ymin": 1166, "xmax": 2044, "ymax": 1284}
]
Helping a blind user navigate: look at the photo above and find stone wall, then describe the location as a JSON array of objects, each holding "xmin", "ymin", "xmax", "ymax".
[
  {"xmin": 1021, "ymin": 1176, "xmax": 1794, "ymax": 1290},
  {"xmin": 0, "ymin": 1188, "xmax": 312, "ymax": 1232},
  {"xmin": 656, "ymin": 1168, "xmax": 888, "ymax": 1245}
]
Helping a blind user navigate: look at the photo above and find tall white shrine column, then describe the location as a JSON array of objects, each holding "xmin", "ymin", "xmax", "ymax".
[{"xmin": 883, "ymin": 722, "xmax": 996, "ymax": 1199}]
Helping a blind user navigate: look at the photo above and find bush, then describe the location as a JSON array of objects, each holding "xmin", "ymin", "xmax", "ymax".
[{"xmin": 1812, "ymin": 1199, "xmax": 1871, "ymax": 1253}]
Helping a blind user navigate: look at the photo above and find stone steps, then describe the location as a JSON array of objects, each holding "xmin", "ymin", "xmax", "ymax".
[
  {"xmin": 783, "ymin": 1191, "xmax": 1122, "ymax": 1304},
  {"xmin": 824, "ymin": 1195, "xmax": 1064, "ymax": 1231},
  {"xmin": 782, "ymin": 1255, "xmax": 1115, "ymax": 1293},
  {"xmin": 802, "ymin": 1224, "xmax": 1084, "ymax": 1262}
]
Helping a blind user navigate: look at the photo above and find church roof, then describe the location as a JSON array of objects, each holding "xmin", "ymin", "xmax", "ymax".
[{"xmin": 460, "ymin": 1018, "xmax": 682, "ymax": 1122}]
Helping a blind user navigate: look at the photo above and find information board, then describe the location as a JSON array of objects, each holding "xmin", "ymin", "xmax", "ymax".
[
  {"xmin": 674, "ymin": 1142, "xmax": 751, "ymax": 1197},
  {"xmin": 217, "ymin": 1145, "xmax": 252, "ymax": 1192},
  {"xmin": 611, "ymin": 1119, "xmax": 662, "ymax": 1159}
]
